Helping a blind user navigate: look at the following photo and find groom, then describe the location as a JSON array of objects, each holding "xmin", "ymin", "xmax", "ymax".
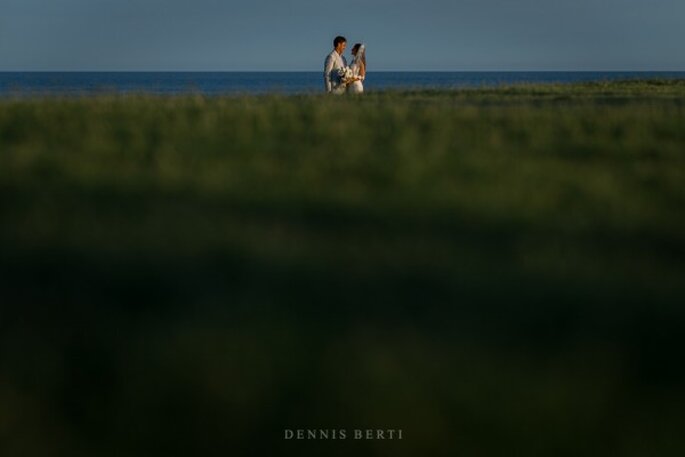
[{"xmin": 324, "ymin": 36, "xmax": 348, "ymax": 94}]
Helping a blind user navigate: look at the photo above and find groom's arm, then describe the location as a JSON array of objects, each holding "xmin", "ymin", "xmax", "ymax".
[{"xmin": 324, "ymin": 54, "xmax": 334, "ymax": 92}]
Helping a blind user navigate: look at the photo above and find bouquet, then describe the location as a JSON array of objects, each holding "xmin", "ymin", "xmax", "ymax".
[{"xmin": 337, "ymin": 67, "xmax": 355, "ymax": 85}]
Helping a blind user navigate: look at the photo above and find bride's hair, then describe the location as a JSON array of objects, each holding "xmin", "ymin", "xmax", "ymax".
[{"xmin": 352, "ymin": 43, "xmax": 366, "ymax": 68}]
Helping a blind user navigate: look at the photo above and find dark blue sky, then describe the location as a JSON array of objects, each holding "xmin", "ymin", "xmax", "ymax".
[{"xmin": 1, "ymin": 0, "xmax": 684, "ymax": 70}]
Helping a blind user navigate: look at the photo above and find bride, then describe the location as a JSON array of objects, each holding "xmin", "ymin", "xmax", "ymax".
[{"xmin": 347, "ymin": 43, "xmax": 366, "ymax": 94}]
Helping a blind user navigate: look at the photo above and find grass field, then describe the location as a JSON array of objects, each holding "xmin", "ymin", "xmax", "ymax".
[{"xmin": 1, "ymin": 80, "xmax": 684, "ymax": 456}]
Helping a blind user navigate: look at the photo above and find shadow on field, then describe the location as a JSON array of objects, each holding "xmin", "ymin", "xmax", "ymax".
[{"xmin": 1, "ymin": 81, "xmax": 685, "ymax": 456}]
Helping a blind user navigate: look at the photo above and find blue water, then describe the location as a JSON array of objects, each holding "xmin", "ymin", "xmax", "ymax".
[{"xmin": 1, "ymin": 71, "xmax": 684, "ymax": 96}]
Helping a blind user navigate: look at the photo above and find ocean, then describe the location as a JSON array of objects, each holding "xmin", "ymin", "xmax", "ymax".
[{"xmin": 1, "ymin": 71, "xmax": 684, "ymax": 96}]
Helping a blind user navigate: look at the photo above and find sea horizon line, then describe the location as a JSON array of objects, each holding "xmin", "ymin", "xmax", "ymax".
[{"xmin": 2, "ymin": 69, "xmax": 685, "ymax": 73}]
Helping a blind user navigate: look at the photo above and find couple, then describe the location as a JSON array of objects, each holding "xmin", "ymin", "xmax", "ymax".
[{"xmin": 324, "ymin": 36, "xmax": 366, "ymax": 94}]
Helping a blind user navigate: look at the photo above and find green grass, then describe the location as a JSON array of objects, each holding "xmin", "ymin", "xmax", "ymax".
[{"xmin": 1, "ymin": 80, "xmax": 685, "ymax": 456}]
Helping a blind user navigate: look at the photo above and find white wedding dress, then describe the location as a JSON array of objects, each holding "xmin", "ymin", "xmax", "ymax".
[{"xmin": 347, "ymin": 45, "xmax": 365, "ymax": 94}]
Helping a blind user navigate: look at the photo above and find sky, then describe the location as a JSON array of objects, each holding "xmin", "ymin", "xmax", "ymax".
[{"xmin": 1, "ymin": 0, "xmax": 684, "ymax": 71}]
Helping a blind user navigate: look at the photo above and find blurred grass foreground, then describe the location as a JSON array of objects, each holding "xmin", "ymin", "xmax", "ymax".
[{"xmin": 1, "ymin": 80, "xmax": 685, "ymax": 456}]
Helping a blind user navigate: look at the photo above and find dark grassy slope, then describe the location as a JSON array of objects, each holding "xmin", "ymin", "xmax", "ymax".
[{"xmin": 1, "ymin": 80, "xmax": 684, "ymax": 456}]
